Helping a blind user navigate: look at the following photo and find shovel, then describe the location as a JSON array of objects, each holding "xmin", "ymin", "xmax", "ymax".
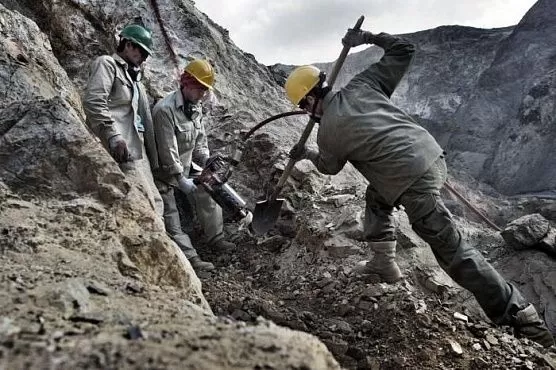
[{"xmin": 252, "ymin": 15, "xmax": 365, "ymax": 234}]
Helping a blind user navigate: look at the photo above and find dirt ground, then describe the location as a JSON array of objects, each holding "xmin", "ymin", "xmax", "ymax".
[{"xmin": 180, "ymin": 189, "xmax": 556, "ymax": 370}]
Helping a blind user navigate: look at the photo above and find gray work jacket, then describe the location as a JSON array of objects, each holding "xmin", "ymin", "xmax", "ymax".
[
  {"xmin": 83, "ymin": 53, "xmax": 158, "ymax": 168},
  {"xmin": 152, "ymin": 89, "xmax": 210, "ymax": 186},
  {"xmin": 315, "ymin": 33, "xmax": 443, "ymax": 205}
]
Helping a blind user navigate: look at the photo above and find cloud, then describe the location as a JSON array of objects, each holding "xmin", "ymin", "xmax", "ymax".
[{"xmin": 194, "ymin": 0, "xmax": 537, "ymax": 65}]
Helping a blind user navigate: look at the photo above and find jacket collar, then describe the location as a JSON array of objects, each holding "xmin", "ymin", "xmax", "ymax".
[
  {"xmin": 174, "ymin": 88, "xmax": 200, "ymax": 112},
  {"xmin": 322, "ymin": 89, "xmax": 335, "ymax": 110},
  {"xmin": 112, "ymin": 53, "xmax": 128, "ymax": 68},
  {"xmin": 174, "ymin": 88, "xmax": 186, "ymax": 110},
  {"xmin": 112, "ymin": 53, "xmax": 139, "ymax": 84}
]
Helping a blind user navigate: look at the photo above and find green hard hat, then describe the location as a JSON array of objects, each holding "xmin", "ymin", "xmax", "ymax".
[{"xmin": 120, "ymin": 24, "xmax": 153, "ymax": 55}]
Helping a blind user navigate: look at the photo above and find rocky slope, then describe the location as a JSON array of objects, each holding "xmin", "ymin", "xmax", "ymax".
[{"xmin": 0, "ymin": 0, "xmax": 555, "ymax": 369}]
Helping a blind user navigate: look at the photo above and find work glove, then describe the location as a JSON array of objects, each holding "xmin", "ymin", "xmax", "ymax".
[
  {"xmin": 342, "ymin": 28, "xmax": 374, "ymax": 48},
  {"xmin": 238, "ymin": 210, "xmax": 253, "ymax": 231},
  {"xmin": 177, "ymin": 176, "xmax": 197, "ymax": 194},
  {"xmin": 108, "ymin": 134, "xmax": 131, "ymax": 163},
  {"xmin": 289, "ymin": 144, "xmax": 320, "ymax": 162},
  {"xmin": 289, "ymin": 143, "xmax": 309, "ymax": 161}
]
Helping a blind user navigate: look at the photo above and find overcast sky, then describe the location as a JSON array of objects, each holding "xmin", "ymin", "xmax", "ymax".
[{"xmin": 193, "ymin": 0, "xmax": 538, "ymax": 65}]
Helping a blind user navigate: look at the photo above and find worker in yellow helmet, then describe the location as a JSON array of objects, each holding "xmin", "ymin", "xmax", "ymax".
[
  {"xmin": 152, "ymin": 59, "xmax": 235, "ymax": 272},
  {"xmin": 285, "ymin": 27, "xmax": 554, "ymax": 348}
]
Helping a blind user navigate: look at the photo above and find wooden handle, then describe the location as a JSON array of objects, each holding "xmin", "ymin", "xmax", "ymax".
[
  {"xmin": 444, "ymin": 181, "xmax": 502, "ymax": 232},
  {"xmin": 271, "ymin": 15, "xmax": 365, "ymax": 200}
]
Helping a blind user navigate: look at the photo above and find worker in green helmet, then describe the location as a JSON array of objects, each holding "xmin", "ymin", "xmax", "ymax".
[
  {"xmin": 83, "ymin": 22, "xmax": 163, "ymax": 218},
  {"xmin": 286, "ymin": 27, "xmax": 554, "ymax": 348}
]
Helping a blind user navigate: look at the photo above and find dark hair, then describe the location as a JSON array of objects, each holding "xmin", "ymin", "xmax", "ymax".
[
  {"xmin": 180, "ymin": 72, "xmax": 198, "ymax": 88},
  {"xmin": 307, "ymin": 72, "xmax": 330, "ymax": 99},
  {"xmin": 116, "ymin": 39, "xmax": 127, "ymax": 53},
  {"xmin": 307, "ymin": 85, "xmax": 331, "ymax": 100}
]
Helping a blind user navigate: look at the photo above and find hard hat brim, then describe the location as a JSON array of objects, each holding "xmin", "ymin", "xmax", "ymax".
[
  {"xmin": 194, "ymin": 77, "xmax": 213, "ymax": 89},
  {"xmin": 121, "ymin": 36, "xmax": 153, "ymax": 56}
]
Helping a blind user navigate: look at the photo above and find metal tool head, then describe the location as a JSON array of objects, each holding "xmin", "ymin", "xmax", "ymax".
[{"xmin": 251, "ymin": 197, "xmax": 285, "ymax": 234}]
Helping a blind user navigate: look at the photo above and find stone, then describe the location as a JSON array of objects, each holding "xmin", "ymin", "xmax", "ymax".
[
  {"xmin": 2, "ymin": 0, "xmax": 556, "ymax": 369},
  {"xmin": 538, "ymin": 227, "xmax": 556, "ymax": 257},
  {"xmin": 511, "ymin": 357, "xmax": 522, "ymax": 364},
  {"xmin": 36, "ymin": 278, "xmax": 91, "ymax": 317},
  {"xmin": 231, "ymin": 309, "xmax": 252, "ymax": 321},
  {"xmin": 448, "ymin": 339, "xmax": 463, "ymax": 355},
  {"xmin": 501, "ymin": 213, "xmax": 549, "ymax": 250},
  {"xmin": 485, "ymin": 334, "xmax": 499, "ymax": 346},
  {"xmin": 326, "ymin": 194, "xmax": 355, "ymax": 208},
  {"xmin": 329, "ymin": 319, "xmax": 352, "ymax": 334},
  {"xmin": 362, "ymin": 285, "xmax": 385, "ymax": 299},
  {"xmin": 540, "ymin": 354, "xmax": 556, "ymax": 369},
  {"xmin": 125, "ymin": 325, "xmax": 144, "ymax": 340},
  {"xmin": 346, "ymin": 346, "xmax": 366, "ymax": 360},
  {"xmin": 0, "ymin": 317, "xmax": 21, "ymax": 337},
  {"xmin": 86, "ymin": 280, "xmax": 111, "ymax": 296},
  {"xmin": 68, "ymin": 312, "xmax": 105, "ymax": 325},
  {"xmin": 454, "ymin": 312, "xmax": 469, "ymax": 323},
  {"xmin": 322, "ymin": 338, "xmax": 349, "ymax": 356}
]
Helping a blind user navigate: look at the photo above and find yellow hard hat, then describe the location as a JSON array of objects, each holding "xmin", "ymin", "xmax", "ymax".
[
  {"xmin": 184, "ymin": 59, "xmax": 215, "ymax": 89},
  {"xmin": 284, "ymin": 65, "xmax": 322, "ymax": 105}
]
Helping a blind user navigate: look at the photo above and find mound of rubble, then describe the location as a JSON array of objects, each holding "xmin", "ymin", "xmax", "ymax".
[{"xmin": 197, "ymin": 166, "xmax": 556, "ymax": 369}]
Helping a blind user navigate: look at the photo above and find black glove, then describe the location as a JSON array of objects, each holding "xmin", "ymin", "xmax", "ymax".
[
  {"xmin": 289, "ymin": 143, "xmax": 308, "ymax": 161},
  {"xmin": 108, "ymin": 134, "xmax": 131, "ymax": 163},
  {"xmin": 342, "ymin": 28, "xmax": 374, "ymax": 48}
]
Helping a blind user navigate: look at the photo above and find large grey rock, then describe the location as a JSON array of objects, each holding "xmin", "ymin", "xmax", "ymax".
[{"xmin": 501, "ymin": 213, "xmax": 550, "ymax": 250}]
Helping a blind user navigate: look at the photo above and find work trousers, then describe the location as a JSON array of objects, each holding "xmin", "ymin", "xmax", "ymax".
[
  {"xmin": 364, "ymin": 155, "xmax": 528, "ymax": 324},
  {"xmin": 160, "ymin": 186, "xmax": 224, "ymax": 259}
]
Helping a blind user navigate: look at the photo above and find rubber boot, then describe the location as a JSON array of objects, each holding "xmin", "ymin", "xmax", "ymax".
[
  {"xmin": 353, "ymin": 241, "xmax": 402, "ymax": 283},
  {"xmin": 189, "ymin": 256, "xmax": 215, "ymax": 272},
  {"xmin": 512, "ymin": 304, "xmax": 555, "ymax": 348}
]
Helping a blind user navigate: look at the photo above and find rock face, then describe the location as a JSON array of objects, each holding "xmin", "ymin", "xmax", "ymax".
[
  {"xmin": 452, "ymin": 0, "xmax": 556, "ymax": 195},
  {"xmin": 0, "ymin": 3, "xmax": 340, "ymax": 369},
  {"xmin": 0, "ymin": 2, "xmax": 205, "ymax": 302}
]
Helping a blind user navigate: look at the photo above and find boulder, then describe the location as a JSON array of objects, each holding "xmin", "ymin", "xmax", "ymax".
[{"xmin": 501, "ymin": 213, "xmax": 550, "ymax": 250}]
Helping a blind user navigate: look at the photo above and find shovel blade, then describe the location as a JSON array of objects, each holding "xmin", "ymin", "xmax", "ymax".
[{"xmin": 252, "ymin": 198, "xmax": 284, "ymax": 234}]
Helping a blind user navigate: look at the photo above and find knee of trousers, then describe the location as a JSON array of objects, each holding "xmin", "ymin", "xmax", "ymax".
[
  {"xmin": 412, "ymin": 209, "xmax": 462, "ymax": 268},
  {"xmin": 445, "ymin": 245, "xmax": 491, "ymax": 281}
]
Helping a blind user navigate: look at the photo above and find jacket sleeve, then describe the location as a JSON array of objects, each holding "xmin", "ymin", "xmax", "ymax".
[
  {"xmin": 137, "ymin": 84, "xmax": 159, "ymax": 171},
  {"xmin": 311, "ymin": 149, "xmax": 347, "ymax": 175},
  {"xmin": 82, "ymin": 56, "xmax": 120, "ymax": 141},
  {"xmin": 349, "ymin": 33, "xmax": 415, "ymax": 98},
  {"xmin": 192, "ymin": 118, "xmax": 210, "ymax": 166},
  {"xmin": 152, "ymin": 107, "xmax": 184, "ymax": 176}
]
